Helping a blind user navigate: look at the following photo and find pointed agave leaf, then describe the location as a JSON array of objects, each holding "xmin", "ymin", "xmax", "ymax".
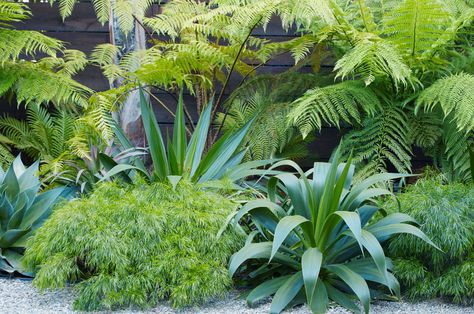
[
  {"xmin": 370, "ymin": 223, "xmax": 440, "ymax": 249},
  {"xmin": 98, "ymin": 153, "xmax": 133, "ymax": 184},
  {"xmin": 3, "ymin": 165, "xmax": 20, "ymax": 201},
  {"xmin": 17, "ymin": 160, "xmax": 40, "ymax": 191},
  {"xmin": 184, "ymin": 99, "xmax": 212, "ymax": 178},
  {"xmin": 360, "ymin": 229, "xmax": 389, "ymax": 286},
  {"xmin": 229, "ymin": 242, "xmax": 299, "ymax": 277},
  {"xmin": 172, "ymin": 90, "xmax": 187, "ymax": 173},
  {"xmin": 139, "ymin": 87, "xmax": 169, "ymax": 180},
  {"xmin": 308, "ymin": 279, "xmax": 328, "ymax": 314},
  {"xmin": 0, "ymin": 227, "xmax": 30, "ymax": 248},
  {"xmin": 324, "ymin": 282, "xmax": 360, "ymax": 313},
  {"xmin": 246, "ymin": 275, "xmax": 292, "ymax": 307},
  {"xmin": 325, "ymin": 264, "xmax": 370, "ymax": 313},
  {"xmin": 270, "ymin": 215, "xmax": 309, "ymax": 261},
  {"xmin": 99, "ymin": 164, "xmax": 147, "ymax": 183},
  {"xmin": 196, "ymin": 117, "xmax": 255, "ymax": 182},
  {"xmin": 301, "ymin": 247, "xmax": 323, "ymax": 305},
  {"xmin": 20, "ymin": 187, "xmax": 65, "ymax": 229},
  {"xmin": 270, "ymin": 271, "xmax": 304, "ymax": 314}
]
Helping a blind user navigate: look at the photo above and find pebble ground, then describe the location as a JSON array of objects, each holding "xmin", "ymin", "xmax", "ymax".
[{"xmin": 1, "ymin": 278, "xmax": 473, "ymax": 314}]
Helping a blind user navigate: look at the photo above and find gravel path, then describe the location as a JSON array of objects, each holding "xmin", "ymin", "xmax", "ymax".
[{"xmin": 1, "ymin": 278, "xmax": 473, "ymax": 314}]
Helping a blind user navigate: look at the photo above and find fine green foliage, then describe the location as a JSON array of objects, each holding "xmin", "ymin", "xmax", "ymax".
[
  {"xmin": 50, "ymin": 0, "xmax": 154, "ymax": 33},
  {"xmin": 105, "ymin": 88, "xmax": 273, "ymax": 186},
  {"xmin": 219, "ymin": 73, "xmax": 326, "ymax": 161},
  {"xmin": 283, "ymin": 0, "xmax": 474, "ymax": 181},
  {"xmin": 227, "ymin": 148, "xmax": 436, "ymax": 314},
  {"xmin": 287, "ymin": 81, "xmax": 381, "ymax": 138},
  {"xmin": 0, "ymin": 1, "xmax": 90, "ymax": 107},
  {"xmin": 0, "ymin": 156, "xmax": 68, "ymax": 276},
  {"xmin": 0, "ymin": 106, "xmax": 76, "ymax": 171},
  {"xmin": 385, "ymin": 176, "xmax": 474, "ymax": 304},
  {"xmin": 23, "ymin": 181, "xmax": 243, "ymax": 310}
]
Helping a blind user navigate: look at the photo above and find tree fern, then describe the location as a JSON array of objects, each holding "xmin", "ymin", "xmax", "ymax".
[
  {"xmin": 334, "ymin": 34, "xmax": 412, "ymax": 87},
  {"xmin": 51, "ymin": 0, "xmax": 154, "ymax": 33},
  {"xmin": 417, "ymin": 73, "xmax": 474, "ymax": 133},
  {"xmin": 218, "ymin": 73, "xmax": 322, "ymax": 160},
  {"xmin": 342, "ymin": 104, "xmax": 413, "ymax": 178},
  {"xmin": 383, "ymin": 0, "xmax": 452, "ymax": 58},
  {"xmin": 288, "ymin": 80, "xmax": 382, "ymax": 138},
  {"xmin": 0, "ymin": 1, "xmax": 90, "ymax": 107}
]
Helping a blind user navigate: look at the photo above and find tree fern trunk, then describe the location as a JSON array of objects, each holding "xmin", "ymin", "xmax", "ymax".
[{"xmin": 109, "ymin": 6, "xmax": 147, "ymax": 147}]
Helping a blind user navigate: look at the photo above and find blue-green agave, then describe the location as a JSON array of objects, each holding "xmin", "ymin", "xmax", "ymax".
[
  {"xmin": 0, "ymin": 156, "xmax": 68, "ymax": 275},
  {"xmin": 228, "ymin": 150, "xmax": 438, "ymax": 314}
]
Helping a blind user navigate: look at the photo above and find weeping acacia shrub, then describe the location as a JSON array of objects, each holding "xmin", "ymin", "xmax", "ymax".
[
  {"xmin": 23, "ymin": 180, "xmax": 243, "ymax": 310},
  {"xmin": 227, "ymin": 150, "xmax": 436, "ymax": 314},
  {"xmin": 386, "ymin": 176, "xmax": 474, "ymax": 305}
]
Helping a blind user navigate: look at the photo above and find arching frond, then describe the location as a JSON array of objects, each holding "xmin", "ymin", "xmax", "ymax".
[
  {"xmin": 383, "ymin": 0, "xmax": 452, "ymax": 58},
  {"xmin": 342, "ymin": 104, "xmax": 413, "ymax": 177},
  {"xmin": 288, "ymin": 81, "xmax": 382, "ymax": 138},
  {"xmin": 417, "ymin": 73, "xmax": 474, "ymax": 133},
  {"xmin": 334, "ymin": 34, "xmax": 412, "ymax": 87}
]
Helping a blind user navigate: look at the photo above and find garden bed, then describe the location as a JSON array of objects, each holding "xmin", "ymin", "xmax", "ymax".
[{"xmin": 1, "ymin": 278, "xmax": 472, "ymax": 314}]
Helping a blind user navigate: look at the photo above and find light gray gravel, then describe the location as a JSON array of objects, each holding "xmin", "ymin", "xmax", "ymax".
[{"xmin": 1, "ymin": 278, "xmax": 473, "ymax": 314}]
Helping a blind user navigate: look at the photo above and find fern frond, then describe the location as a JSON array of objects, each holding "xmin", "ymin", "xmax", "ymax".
[
  {"xmin": 288, "ymin": 81, "xmax": 382, "ymax": 138},
  {"xmin": 383, "ymin": 0, "xmax": 452, "ymax": 58},
  {"xmin": 334, "ymin": 34, "xmax": 412, "ymax": 87},
  {"xmin": 442, "ymin": 122, "xmax": 473, "ymax": 182},
  {"xmin": 342, "ymin": 104, "xmax": 413, "ymax": 177},
  {"xmin": 0, "ymin": 1, "xmax": 29, "ymax": 25},
  {"xmin": 417, "ymin": 73, "xmax": 474, "ymax": 133}
]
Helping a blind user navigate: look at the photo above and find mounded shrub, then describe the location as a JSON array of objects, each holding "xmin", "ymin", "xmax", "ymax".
[
  {"xmin": 385, "ymin": 177, "xmax": 474, "ymax": 304},
  {"xmin": 23, "ymin": 181, "xmax": 244, "ymax": 310}
]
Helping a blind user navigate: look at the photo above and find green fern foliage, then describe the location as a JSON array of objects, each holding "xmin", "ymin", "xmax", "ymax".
[
  {"xmin": 383, "ymin": 0, "xmax": 452, "ymax": 58},
  {"xmin": 219, "ymin": 73, "xmax": 323, "ymax": 160},
  {"xmin": 417, "ymin": 73, "xmax": 474, "ymax": 133},
  {"xmin": 51, "ymin": 0, "xmax": 154, "ymax": 33},
  {"xmin": 334, "ymin": 34, "xmax": 412, "ymax": 88},
  {"xmin": 288, "ymin": 81, "xmax": 381, "ymax": 138},
  {"xmin": 342, "ymin": 104, "xmax": 413, "ymax": 177},
  {"xmin": 0, "ymin": 1, "xmax": 90, "ymax": 107},
  {"xmin": 0, "ymin": 106, "xmax": 77, "ymax": 177}
]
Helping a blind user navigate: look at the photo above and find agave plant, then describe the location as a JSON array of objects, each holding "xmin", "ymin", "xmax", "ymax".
[
  {"xmin": 228, "ymin": 149, "xmax": 437, "ymax": 314},
  {"xmin": 0, "ymin": 156, "xmax": 68, "ymax": 275},
  {"xmin": 105, "ymin": 88, "xmax": 274, "ymax": 186}
]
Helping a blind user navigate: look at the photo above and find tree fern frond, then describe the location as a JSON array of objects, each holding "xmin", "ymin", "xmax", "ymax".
[
  {"xmin": 416, "ymin": 73, "xmax": 474, "ymax": 133},
  {"xmin": 0, "ymin": 29, "xmax": 63, "ymax": 61},
  {"xmin": 342, "ymin": 104, "xmax": 413, "ymax": 177},
  {"xmin": 334, "ymin": 34, "xmax": 412, "ymax": 88},
  {"xmin": 0, "ymin": 1, "xmax": 29, "ymax": 25},
  {"xmin": 407, "ymin": 110, "xmax": 443, "ymax": 149},
  {"xmin": 383, "ymin": 0, "xmax": 452, "ymax": 58},
  {"xmin": 442, "ymin": 122, "xmax": 473, "ymax": 182},
  {"xmin": 288, "ymin": 81, "xmax": 382, "ymax": 138}
]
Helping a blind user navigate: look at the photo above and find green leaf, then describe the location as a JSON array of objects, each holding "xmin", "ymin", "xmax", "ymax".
[
  {"xmin": 270, "ymin": 271, "xmax": 304, "ymax": 314},
  {"xmin": 308, "ymin": 279, "xmax": 328, "ymax": 314},
  {"xmin": 271, "ymin": 215, "xmax": 309, "ymax": 261},
  {"xmin": 184, "ymin": 99, "xmax": 212, "ymax": 178},
  {"xmin": 196, "ymin": 117, "xmax": 254, "ymax": 182},
  {"xmin": 172, "ymin": 90, "xmax": 187, "ymax": 173},
  {"xmin": 325, "ymin": 264, "xmax": 370, "ymax": 313},
  {"xmin": 301, "ymin": 247, "xmax": 323, "ymax": 306},
  {"xmin": 324, "ymin": 282, "xmax": 360, "ymax": 313},
  {"xmin": 140, "ymin": 87, "xmax": 169, "ymax": 180},
  {"xmin": 0, "ymin": 228, "xmax": 30, "ymax": 248},
  {"xmin": 370, "ymin": 223, "xmax": 440, "ymax": 250},
  {"xmin": 229, "ymin": 242, "xmax": 299, "ymax": 277},
  {"xmin": 246, "ymin": 275, "xmax": 292, "ymax": 307}
]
